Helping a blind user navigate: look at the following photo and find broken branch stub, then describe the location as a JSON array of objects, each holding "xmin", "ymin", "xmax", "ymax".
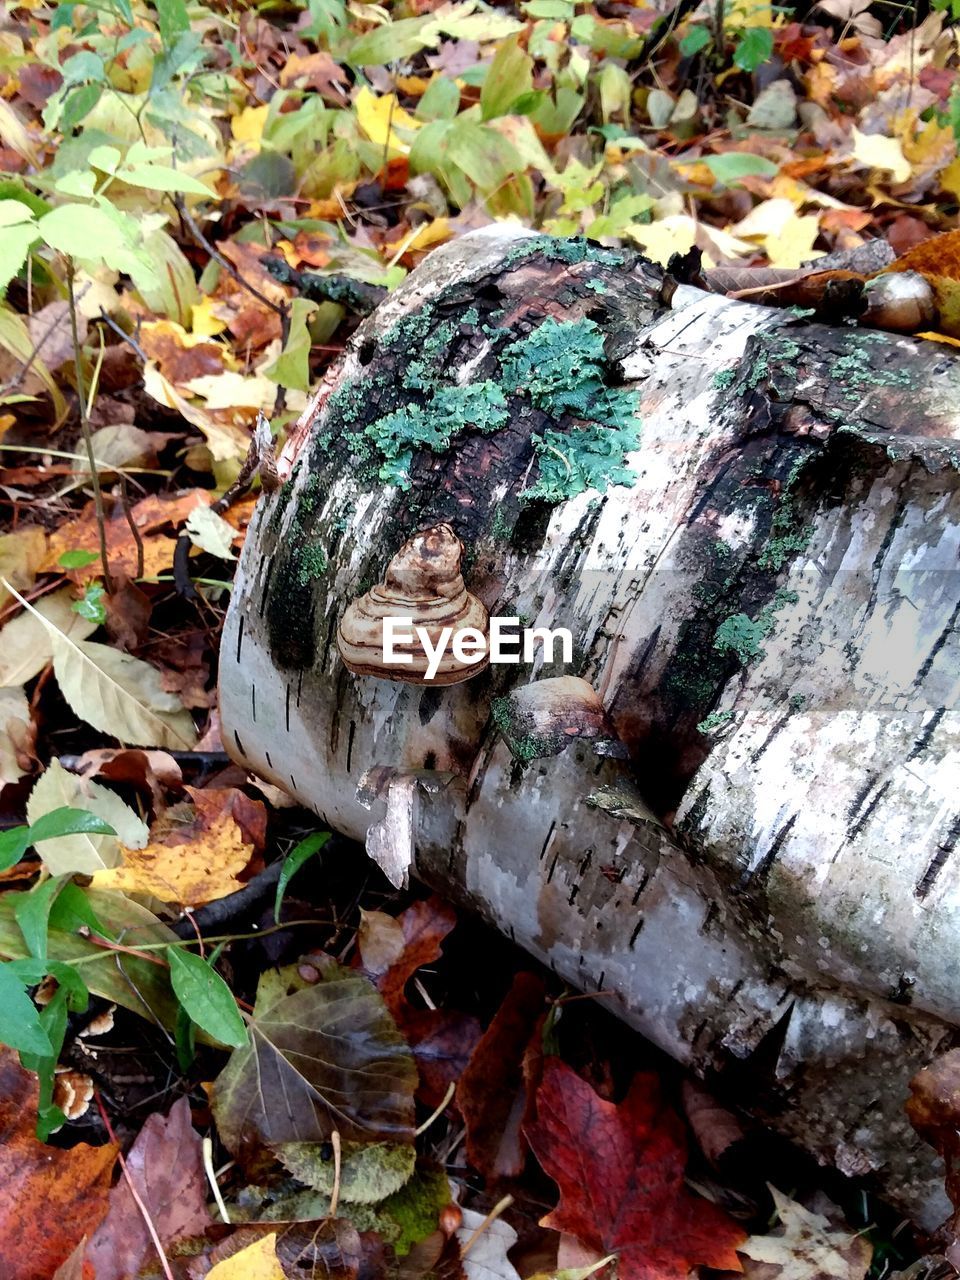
[{"xmin": 220, "ymin": 228, "xmax": 960, "ymax": 1228}]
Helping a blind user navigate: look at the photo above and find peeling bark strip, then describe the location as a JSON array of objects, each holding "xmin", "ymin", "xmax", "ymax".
[{"xmin": 220, "ymin": 229, "xmax": 960, "ymax": 1228}]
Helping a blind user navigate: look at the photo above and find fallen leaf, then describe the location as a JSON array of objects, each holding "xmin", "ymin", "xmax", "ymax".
[
  {"xmin": 525, "ymin": 1059, "xmax": 746, "ymax": 1280},
  {"xmin": 850, "ymin": 127, "xmax": 911, "ymax": 184},
  {"xmin": 9, "ymin": 586, "xmax": 197, "ymax": 749},
  {"xmin": 358, "ymin": 895, "xmax": 458, "ymax": 1018},
  {"xmin": 27, "ymin": 759, "xmax": 148, "ymax": 875},
  {"xmin": 459, "ymin": 973, "xmax": 546, "ymax": 1179},
  {"xmin": 0, "ymin": 1049, "xmax": 117, "ymax": 1280},
  {"xmin": 91, "ymin": 786, "xmax": 262, "ymax": 905},
  {"xmin": 355, "ymin": 87, "xmax": 422, "ymax": 156},
  {"xmin": 207, "ymin": 1233, "xmax": 285, "ymax": 1280},
  {"xmin": 211, "ymin": 961, "xmax": 417, "ymax": 1168},
  {"xmin": 0, "ymin": 528, "xmax": 46, "ymax": 613},
  {"xmin": 0, "ymin": 587, "xmax": 98, "ymax": 687},
  {"xmin": 907, "ymin": 1048, "xmax": 960, "ymax": 1234},
  {"xmin": 401, "ymin": 1007, "xmax": 482, "ymax": 1109},
  {"xmin": 0, "ymin": 686, "xmax": 33, "ymax": 788},
  {"xmin": 185, "ymin": 505, "xmax": 237, "ymax": 560},
  {"xmin": 738, "ymin": 1187, "xmax": 872, "ymax": 1280},
  {"xmin": 457, "ymin": 1206, "xmax": 522, "ymax": 1280},
  {"xmin": 84, "ymin": 1097, "xmax": 212, "ymax": 1280}
]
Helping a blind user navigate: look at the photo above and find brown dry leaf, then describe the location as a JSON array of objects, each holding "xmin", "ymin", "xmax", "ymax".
[
  {"xmin": 882, "ymin": 229, "xmax": 960, "ymax": 336},
  {"xmin": 0, "ymin": 586, "xmax": 98, "ymax": 687},
  {"xmin": 358, "ymin": 895, "xmax": 458, "ymax": 1018},
  {"xmin": 140, "ymin": 319, "xmax": 228, "ymax": 384},
  {"xmin": 91, "ymin": 786, "xmax": 264, "ymax": 905},
  {"xmin": 738, "ymin": 1187, "xmax": 871, "ymax": 1280},
  {"xmin": 84, "ymin": 1097, "xmax": 212, "ymax": 1280},
  {"xmin": 0, "ymin": 1049, "xmax": 117, "ymax": 1280},
  {"xmin": 43, "ymin": 491, "xmax": 210, "ymax": 582},
  {"xmin": 26, "ymin": 301, "xmax": 85, "ymax": 375},
  {"xmin": 0, "ymin": 527, "xmax": 46, "ymax": 613},
  {"xmin": 279, "ymin": 51, "xmax": 350, "ymax": 102},
  {"xmin": 0, "ymin": 686, "xmax": 34, "ymax": 788}
]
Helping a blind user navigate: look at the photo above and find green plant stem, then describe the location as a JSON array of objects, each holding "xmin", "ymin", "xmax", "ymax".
[{"xmin": 67, "ymin": 264, "xmax": 113, "ymax": 593}]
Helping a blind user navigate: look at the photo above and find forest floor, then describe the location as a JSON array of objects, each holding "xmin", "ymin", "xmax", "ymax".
[{"xmin": 0, "ymin": 0, "xmax": 959, "ymax": 1275}]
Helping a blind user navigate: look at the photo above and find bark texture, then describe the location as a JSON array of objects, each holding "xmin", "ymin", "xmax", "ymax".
[{"xmin": 219, "ymin": 228, "xmax": 960, "ymax": 1228}]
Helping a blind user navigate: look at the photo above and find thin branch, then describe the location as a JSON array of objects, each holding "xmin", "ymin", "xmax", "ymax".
[
  {"xmin": 173, "ymin": 193, "xmax": 287, "ymax": 319},
  {"xmin": 67, "ymin": 264, "xmax": 113, "ymax": 593}
]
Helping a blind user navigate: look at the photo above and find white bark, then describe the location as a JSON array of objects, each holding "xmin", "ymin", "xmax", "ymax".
[{"xmin": 219, "ymin": 227, "xmax": 960, "ymax": 1227}]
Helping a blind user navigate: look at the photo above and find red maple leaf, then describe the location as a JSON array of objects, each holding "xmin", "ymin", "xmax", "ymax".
[{"xmin": 525, "ymin": 1058, "xmax": 746, "ymax": 1280}]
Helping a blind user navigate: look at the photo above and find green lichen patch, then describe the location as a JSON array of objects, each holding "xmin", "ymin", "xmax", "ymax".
[
  {"xmin": 696, "ymin": 709, "xmax": 736, "ymax": 734},
  {"xmin": 713, "ymin": 589, "xmax": 799, "ymax": 665},
  {"xmin": 352, "ymin": 381, "xmax": 509, "ymax": 488},
  {"xmin": 501, "ymin": 234, "xmax": 626, "ymax": 270}
]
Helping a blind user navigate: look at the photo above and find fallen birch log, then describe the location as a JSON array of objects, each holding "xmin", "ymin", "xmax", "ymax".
[{"xmin": 220, "ymin": 227, "xmax": 960, "ymax": 1229}]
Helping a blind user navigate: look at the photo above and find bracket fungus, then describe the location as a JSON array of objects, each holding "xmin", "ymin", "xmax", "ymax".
[{"xmin": 336, "ymin": 524, "xmax": 489, "ymax": 685}]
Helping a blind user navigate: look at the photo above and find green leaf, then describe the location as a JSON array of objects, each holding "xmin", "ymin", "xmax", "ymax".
[
  {"xmin": 37, "ymin": 204, "xmax": 130, "ymax": 263},
  {"xmin": 680, "ymin": 24, "xmax": 712, "ymax": 55},
  {"xmin": 11, "ymin": 876, "xmax": 69, "ymax": 963},
  {"xmin": 211, "ymin": 963, "xmax": 416, "ymax": 1160},
  {"xmin": 416, "ymin": 76, "xmax": 460, "ymax": 123},
  {"xmin": 0, "ymin": 962, "xmax": 52, "ymax": 1056},
  {"xmin": 701, "ymin": 152, "xmax": 778, "ymax": 185},
  {"xmin": 167, "ymin": 947, "xmax": 248, "ymax": 1048},
  {"xmin": 28, "ymin": 806, "xmax": 116, "ymax": 846},
  {"xmin": 58, "ymin": 549, "xmax": 101, "ymax": 569},
  {"xmin": 154, "ymin": 0, "xmax": 190, "ymax": 49},
  {"xmin": 275, "ymin": 832, "xmax": 331, "ymax": 923},
  {"xmin": 118, "ymin": 163, "xmax": 212, "ymax": 196},
  {"xmin": 280, "ymin": 1139, "xmax": 415, "ymax": 1203},
  {"xmin": 733, "ymin": 26, "xmax": 774, "ymax": 71},
  {"xmin": 0, "ymin": 217, "xmax": 37, "ymax": 295},
  {"xmin": 0, "ymin": 827, "xmax": 29, "ymax": 873},
  {"xmin": 72, "ymin": 583, "xmax": 107, "ymax": 624},
  {"xmin": 344, "ymin": 16, "xmax": 435, "ymax": 66},
  {"xmin": 61, "ymin": 50, "xmax": 106, "ymax": 86},
  {"xmin": 481, "ymin": 35, "xmax": 534, "ymax": 121},
  {"xmin": 264, "ymin": 297, "xmax": 318, "ymax": 393},
  {"xmin": 20, "ymin": 985, "xmax": 69, "ymax": 1140},
  {"xmin": 447, "ymin": 119, "xmax": 524, "ymax": 193},
  {"xmin": 47, "ymin": 883, "xmax": 112, "ymax": 938}
]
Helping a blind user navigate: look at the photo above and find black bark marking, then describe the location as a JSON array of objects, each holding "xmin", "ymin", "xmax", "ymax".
[
  {"xmin": 290, "ymin": 773, "xmax": 298, "ymax": 791},
  {"xmin": 847, "ymin": 780, "xmax": 890, "ymax": 842},
  {"xmin": 235, "ymin": 616, "xmax": 244, "ymax": 664},
  {"xmin": 233, "ymin": 729, "xmax": 246, "ymax": 757},
  {"xmin": 742, "ymin": 813, "xmax": 797, "ymax": 888},
  {"xmin": 346, "ymin": 720, "xmax": 356, "ymax": 774},
  {"xmin": 907, "ymin": 706, "xmax": 946, "ymax": 760},
  {"xmin": 699, "ymin": 901, "xmax": 719, "ymax": 936},
  {"xmin": 285, "ymin": 683, "xmax": 291, "ymax": 733},
  {"xmin": 251, "ymin": 683, "xmax": 257, "ymax": 723},
  {"xmin": 265, "ymin": 750, "xmax": 272, "ymax": 769},
  {"xmin": 631, "ymin": 872, "xmax": 649, "ymax": 905},
  {"xmin": 539, "ymin": 820, "xmax": 557, "ymax": 862},
  {"xmin": 628, "ymin": 919, "xmax": 644, "ymax": 948},
  {"xmin": 546, "ymin": 850, "xmax": 560, "ymax": 883},
  {"xmin": 915, "ymin": 813, "xmax": 960, "ymax": 900},
  {"xmin": 914, "ymin": 596, "xmax": 960, "ymax": 689},
  {"xmin": 568, "ymin": 882, "xmax": 580, "ymax": 905}
]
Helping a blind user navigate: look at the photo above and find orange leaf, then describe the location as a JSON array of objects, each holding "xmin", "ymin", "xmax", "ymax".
[
  {"xmin": 882, "ymin": 228, "xmax": 960, "ymax": 337},
  {"xmin": 43, "ymin": 492, "xmax": 210, "ymax": 582},
  {"xmin": 0, "ymin": 1050, "xmax": 117, "ymax": 1280}
]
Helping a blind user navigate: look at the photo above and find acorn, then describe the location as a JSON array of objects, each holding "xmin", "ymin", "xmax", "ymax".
[
  {"xmin": 336, "ymin": 524, "xmax": 489, "ymax": 685},
  {"xmin": 861, "ymin": 271, "xmax": 937, "ymax": 334}
]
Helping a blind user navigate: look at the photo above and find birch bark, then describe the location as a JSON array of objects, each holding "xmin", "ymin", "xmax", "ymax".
[{"xmin": 220, "ymin": 227, "xmax": 960, "ymax": 1227}]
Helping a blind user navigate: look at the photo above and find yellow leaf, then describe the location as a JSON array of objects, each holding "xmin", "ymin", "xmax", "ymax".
[
  {"xmin": 850, "ymin": 127, "xmax": 911, "ymax": 185},
  {"xmin": 916, "ymin": 330, "xmax": 960, "ymax": 347},
  {"xmin": 191, "ymin": 296, "xmax": 228, "ymax": 338},
  {"xmin": 231, "ymin": 105, "xmax": 269, "ymax": 150},
  {"xmin": 143, "ymin": 363, "xmax": 251, "ymax": 463},
  {"xmin": 939, "ymin": 156, "xmax": 960, "ymax": 201},
  {"xmin": 355, "ymin": 86, "xmax": 421, "ymax": 156},
  {"xmin": 92, "ymin": 800, "xmax": 253, "ymax": 905},
  {"xmin": 403, "ymin": 217, "xmax": 452, "ymax": 253},
  {"xmin": 206, "ymin": 1235, "xmax": 285, "ymax": 1280}
]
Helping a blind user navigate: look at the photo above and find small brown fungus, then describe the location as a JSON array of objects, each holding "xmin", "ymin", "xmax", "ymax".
[{"xmin": 336, "ymin": 524, "xmax": 489, "ymax": 685}]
